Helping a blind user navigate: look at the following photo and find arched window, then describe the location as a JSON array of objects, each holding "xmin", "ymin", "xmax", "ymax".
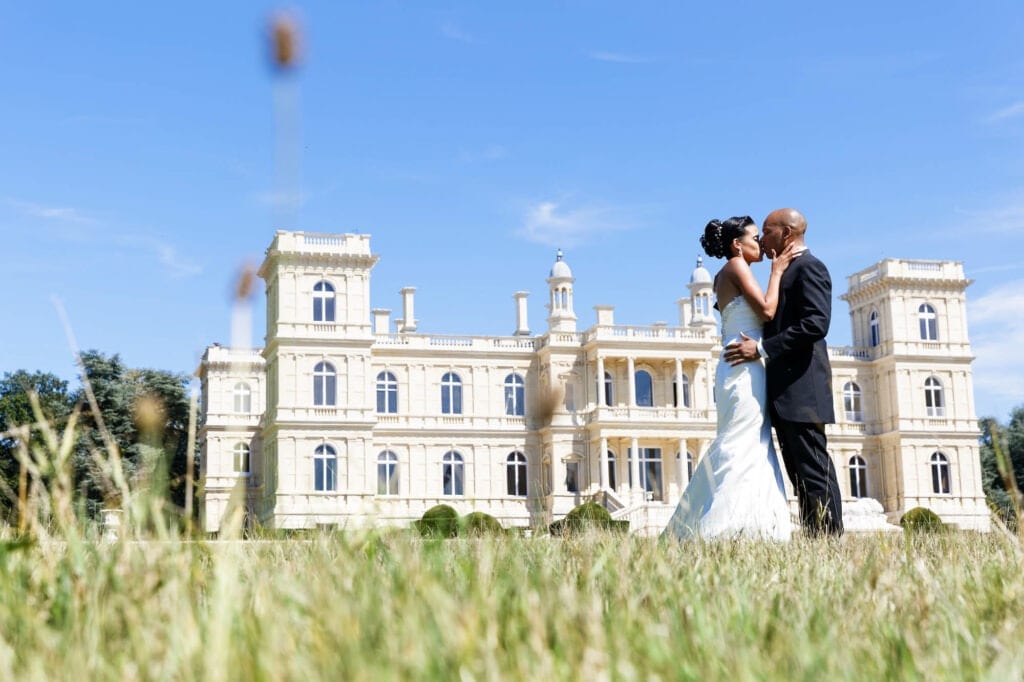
[
  {"xmin": 504, "ymin": 373, "xmax": 525, "ymax": 416},
  {"xmin": 233, "ymin": 382, "xmax": 252, "ymax": 413},
  {"xmin": 930, "ymin": 452, "xmax": 950, "ymax": 494},
  {"xmin": 607, "ymin": 451, "xmax": 617, "ymax": 490},
  {"xmin": 376, "ymin": 371, "xmax": 398, "ymax": 414},
  {"xmin": 314, "ymin": 444, "xmax": 337, "ymax": 492},
  {"xmin": 442, "ymin": 451, "xmax": 464, "ymax": 495},
  {"xmin": 506, "ymin": 451, "xmax": 527, "ymax": 496},
  {"xmin": 313, "ymin": 361, "xmax": 337, "ymax": 406},
  {"xmin": 849, "ymin": 455, "xmax": 867, "ymax": 498},
  {"xmin": 673, "ymin": 373, "xmax": 691, "ymax": 408},
  {"xmin": 686, "ymin": 452, "xmax": 694, "ymax": 479},
  {"xmin": 919, "ymin": 303, "xmax": 938, "ymax": 341},
  {"xmin": 603, "ymin": 371, "xmax": 614, "ymax": 407},
  {"xmin": 233, "ymin": 442, "xmax": 250, "ymax": 474},
  {"xmin": 925, "ymin": 377, "xmax": 945, "ymax": 417},
  {"xmin": 843, "ymin": 382, "xmax": 863, "ymax": 422},
  {"xmin": 377, "ymin": 450, "xmax": 398, "ymax": 495},
  {"xmin": 441, "ymin": 372, "xmax": 463, "ymax": 415},
  {"xmin": 869, "ymin": 310, "xmax": 880, "ymax": 347},
  {"xmin": 313, "ymin": 280, "xmax": 336, "ymax": 322},
  {"xmin": 635, "ymin": 369, "xmax": 653, "ymax": 407}
]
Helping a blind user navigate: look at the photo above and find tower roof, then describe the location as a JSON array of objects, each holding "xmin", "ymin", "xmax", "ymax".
[
  {"xmin": 689, "ymin": 256, "xmax": 712, "ymax": 285},
  {"xmin": 549, "ymin": 249, "xmax": 573, "ymax": 278}
]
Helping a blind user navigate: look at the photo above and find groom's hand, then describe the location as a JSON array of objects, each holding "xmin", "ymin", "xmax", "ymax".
[{"xmin": 724, "ymin": 332, "xmax": 760, "ymax": 366}]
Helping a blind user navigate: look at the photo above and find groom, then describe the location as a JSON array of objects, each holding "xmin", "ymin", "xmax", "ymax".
[{"xmin": 723, "ymin": 208, "xmax": 844, "ymax": 537}]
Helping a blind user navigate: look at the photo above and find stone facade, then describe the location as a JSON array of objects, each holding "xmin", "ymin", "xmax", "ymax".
[{"xmin": 197, "ymin": 231, "xmax": 991, "ymax": 533}]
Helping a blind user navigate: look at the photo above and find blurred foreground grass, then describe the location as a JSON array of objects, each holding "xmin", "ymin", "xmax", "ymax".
[{"xmin": 0, "ymin": 529, "xmax": 1021, "ymax": 680}]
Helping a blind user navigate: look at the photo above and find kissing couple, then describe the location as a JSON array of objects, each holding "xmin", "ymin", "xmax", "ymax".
[{"xmin": 663, "ymin": 208, "xmax": 844, "ymax": 541}]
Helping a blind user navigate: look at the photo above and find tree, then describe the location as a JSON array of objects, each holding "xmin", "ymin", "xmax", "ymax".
[
  {"xmin": 979, "ymin": 407, "xmax": 1024, "ymax": 527},
  {"xmin": 0, "ymin": 371, "xmax": 74, "ymax": 521},
  {"xmin": 74, "ymin": 351, "xmax": 198, "ymax": 518}
]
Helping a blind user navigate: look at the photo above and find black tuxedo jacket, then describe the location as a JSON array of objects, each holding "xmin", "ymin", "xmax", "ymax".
[{"xmin": 761, "ymin": 250, "xmax": 836, "ymax": 425}]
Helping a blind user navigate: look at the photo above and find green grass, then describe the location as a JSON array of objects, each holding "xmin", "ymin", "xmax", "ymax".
[
  {"xmin": 4, "ymin": 390, "xmax": 1023, "ymax": 680},
  {"xmin": 0, "ymin": 529, "xmax": 1022, "ymax": 680}
]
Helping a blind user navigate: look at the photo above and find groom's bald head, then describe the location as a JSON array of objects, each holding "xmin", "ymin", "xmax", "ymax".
[
  {"xmin": 767, "ymin": 208, "xmax": 806, "ymax": 234},
  {"xmin": 762, "ymin": 208, "xmax": 807, "ymax": 255}
]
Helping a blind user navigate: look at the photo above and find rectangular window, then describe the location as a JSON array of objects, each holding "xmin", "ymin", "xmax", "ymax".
[
  {"xmin": 315, "ymin": 458, "xmax": 337, "ymax": 492},
  {"xmin": 565, "ymin": 461, "xmax": 580, "ymax": 493}
]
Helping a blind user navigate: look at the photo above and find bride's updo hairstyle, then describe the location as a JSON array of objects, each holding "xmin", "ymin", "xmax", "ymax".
[{"xmin": 700, "ymin": 215, "xmax": 755, "ymax": 259}]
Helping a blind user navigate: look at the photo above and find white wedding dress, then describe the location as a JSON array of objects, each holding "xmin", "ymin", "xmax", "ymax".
[{"xmin": 663, "ymin": 297, "xmax": 793, "ymax": 541}]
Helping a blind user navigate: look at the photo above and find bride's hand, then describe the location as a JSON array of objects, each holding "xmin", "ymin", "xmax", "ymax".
[{"xmin": 768, "ymin": 243, "xmax": 798, "ymax": 275}]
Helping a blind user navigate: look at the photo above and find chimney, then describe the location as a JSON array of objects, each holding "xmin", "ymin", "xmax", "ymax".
[
  {"xmin": 513, "ymin": 291, "xmax": 530, "ymax": 336},
  {"xmin": 372, "ymin": 309, "xmax": 391, "ymax": 334},
  {"xmin": 677, "ymin": 297, "xmax": 691, "ymax": 326},
  {"xmin": 595, "ymin": 305, "xmax": 615, "ymax": 326},
  {"xmin": 399, "ymin": 287, "xmax": 417, "ymax": 333}
]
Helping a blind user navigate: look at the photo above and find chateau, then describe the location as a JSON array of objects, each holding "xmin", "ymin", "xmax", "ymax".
[{"xmin": 197, "ymin": 231, "xmax": 990, "ymax": 534}]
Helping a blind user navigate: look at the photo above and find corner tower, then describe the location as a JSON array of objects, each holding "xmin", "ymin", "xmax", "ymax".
[
  {"xmin": 256, "ymin": 231, "xmax": 381, "ymax": 528},
  {"xmin": 841, "ymin": 259, "xmax": 987, "ymax": 530}
]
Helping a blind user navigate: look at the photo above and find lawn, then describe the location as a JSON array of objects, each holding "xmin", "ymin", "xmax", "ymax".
[{"xmin": 0, "ymin": 525, "xmax": 1021, "ymax": 680}]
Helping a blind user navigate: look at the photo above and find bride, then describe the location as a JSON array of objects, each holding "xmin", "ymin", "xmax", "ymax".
[{"xmin": 663, "ymin": 215, "xmax": 796, "ymax": 541}]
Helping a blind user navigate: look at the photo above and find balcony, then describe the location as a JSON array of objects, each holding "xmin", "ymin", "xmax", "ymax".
[
  {"xmin": 374, "ymin": 413, "xmax": 529, "ymax": 431},
  {"xmin": 204, "ymin": 413, "xmax": 263, "ymax": 428},
  {"xmin": 374, "ymin": 334, "xmax": 540, "ymax": 352},
  {"xmin": 583, "ymin": 325, "xmax": 714, "ymax": 345},
  {"xmin": 585, "ymin": 406, "xmax": 712, "ymax": 424}
]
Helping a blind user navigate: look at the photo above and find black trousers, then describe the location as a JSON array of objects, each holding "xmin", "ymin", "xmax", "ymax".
[{"xmin": 770, "ymin": 407, "xmax": 844, "ymax": 537}]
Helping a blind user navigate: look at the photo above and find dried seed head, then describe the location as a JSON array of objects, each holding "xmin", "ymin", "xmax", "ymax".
[
  {"xmin": 268, "ymin": 12, "xmax": 302, "ymax": 72},
  {"xmin": 530, "ymin": 382, "xmax": 565, "ymax": 426},
  {"xmin": 134, "ymin": 393, "xmax": 166, "ymax": 438},
  {"xmin": 234, "ymin": 262, "xmax": 257, "ymax": 301}
]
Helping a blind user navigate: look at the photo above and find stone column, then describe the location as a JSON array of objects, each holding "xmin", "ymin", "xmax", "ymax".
[
  {"xmin": 599, "ymin": 436, "xmax": 608, "ymax": 489},
  {"xmin": 627, "ymin": 357, "xmax": 636, "ymax": 407},
  {"xmin": 630, "ymin": 437, "xmax": 640, "ymax": 497},
  {"xmin": 597, "ymin": 356, "xmax": 606, "ymax": 407},
  {"xmin": 679, "ymin": 438, "xmax": 688, "ymax": 487}
]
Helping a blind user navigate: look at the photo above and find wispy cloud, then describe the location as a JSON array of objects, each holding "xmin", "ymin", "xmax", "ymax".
[
  {"xmin": 515, "ymin": 200, "xmax": 635, "ymax": 248},
  {"xmin": 6, "ymin": 198, "xmax": 96, "ymax": 224},
  {"xmin": 116, "ymin": 235, "xmax": 201, "ymax": 279},
  {"xmin": 458, "ymin": 144, "xmax": 508, "ymax": 163},
  {"xmin": 585, "ymin": 50, "xmax": 654, "ymax": 64},
  {"xmin": 966, "ymin": 262, "xmax": 1024, "ymax": 276},
  {"xmin": 969, "ymin": 279, "xmax": 1024, "ymax": 417},
  {"xmin": 440, "ymin": 21, "xmax": 476, "ymax": 44},
  {"xmin": 986, "ymin": 101, "xmax": 1024, "ymax": 124},
  {"xmin": 952, "ymin": 200, "xmax": 1024, "ymax": 235}
]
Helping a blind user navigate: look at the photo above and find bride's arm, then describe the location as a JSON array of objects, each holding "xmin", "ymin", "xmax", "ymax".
[{"xmin": 733, "ymin": 245, "xmax": 796, "ymax": 321}]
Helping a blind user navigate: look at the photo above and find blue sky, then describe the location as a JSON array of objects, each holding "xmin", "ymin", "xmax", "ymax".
[{"xmin": 2, "ymin": 2, "xmax": 1023, "ymax": 420}]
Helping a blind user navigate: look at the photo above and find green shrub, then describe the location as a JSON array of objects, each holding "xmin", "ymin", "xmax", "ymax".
[
  {"xmin": 900, "ymin": 506, "xmax": 947, "ymax": 534},
  {"xmin": 415, "ymin": 504, "xmax": 459, "ymax": 538},
  {"xmin": 550, "ymin": 502, "xmax": 627, "ymax": 535},
  {"xmin": 459, "ymin": 511, "xmax": 504, "ymax": 536}
]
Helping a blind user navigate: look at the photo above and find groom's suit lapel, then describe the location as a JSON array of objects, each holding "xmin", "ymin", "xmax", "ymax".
[{"xmin": 768, "ymin": 251, "xmax": 805, "ymax": 335}]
